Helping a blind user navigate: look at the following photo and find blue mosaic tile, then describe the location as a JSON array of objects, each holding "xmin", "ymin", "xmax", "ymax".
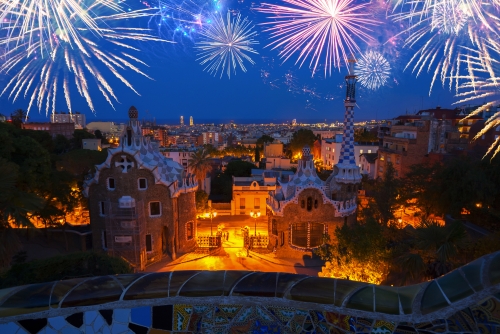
[
  {"xmin": 113, "ymin": 308, "xmax": 130, "ymax": 324},
  {"xmin": 131, "ymin": 306, "xmax": 151, "ymax": 328}
]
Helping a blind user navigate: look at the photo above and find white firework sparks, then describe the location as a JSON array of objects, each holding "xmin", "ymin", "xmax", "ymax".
[
  {"xmin": 390, "ymin": 0, "xmax": 500, "ymax": 95},
  {"xmin": 195, "ymin": 11, "xmax": 259, "ymax": 79},
  {"xmin": 258, "ymin": 0, "xmax": 379, "ymax": 77},
  {"xmin": 356, "ymin": 50, "xmax": 391, "ymax": 90},
  {"xmin": 0, "ymin": 0, "xmax": 167, "ymax": 115}
]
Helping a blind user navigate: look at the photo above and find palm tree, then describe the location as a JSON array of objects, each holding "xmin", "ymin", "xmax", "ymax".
[
  {"xmin": 188, "ymin": 148, "xmax": 212, "ymax": 191},
  {"xmin": 10, "ymin": 109, "xmax": 28, "ymax": 128},
  {"xmin": 397, "ymin": 218, "xmax": 467, "ymax": 284}
]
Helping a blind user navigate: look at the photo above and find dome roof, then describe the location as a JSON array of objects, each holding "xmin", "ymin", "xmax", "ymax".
[{"xmin": 128, "ymin": 106, "xmax": 138, "ymax": 119}]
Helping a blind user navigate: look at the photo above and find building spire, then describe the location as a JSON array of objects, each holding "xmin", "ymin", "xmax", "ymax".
[{"xmin": 334, "ymin": 55, "xmax": 361, "ymax": 184}]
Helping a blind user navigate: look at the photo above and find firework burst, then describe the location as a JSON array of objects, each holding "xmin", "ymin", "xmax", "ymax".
[
  {"xmin": 258, "ymin": 0, "xmax": 379, "ymax": 76},
  {"xmin": 0, "ymin": 0, "xmax": 166, "ymax": 115},
  {"xmin": 149, "ymin": 0, "xmax": 222, "ymax": 41},
  {"xmin": 453, "ymin": 42, "xmax": 500, "ymax": 159},
  {"xmin": 390, "ymin": 0, "xmax": 500, "ymax": 95},
  {"xmin": 356, "ymin": 50, "xmax": 391, "ymax": 90},
  {"xmin": 195, "ymin": 11, "xmax": 259, "ymax": 79}
]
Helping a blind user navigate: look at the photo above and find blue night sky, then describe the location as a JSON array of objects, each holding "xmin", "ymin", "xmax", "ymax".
[{"xmin": 0, "ymin": 0, "xmax": 466, "ymax": 124}]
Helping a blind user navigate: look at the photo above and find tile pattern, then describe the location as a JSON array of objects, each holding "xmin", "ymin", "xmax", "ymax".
[
  {"xmin": 1, "ymin": 295, "xmax": 499, "ymax": 333},
  {"xmin": 338, "ymin": 105, "xmax": 356, "ymax": 166}
]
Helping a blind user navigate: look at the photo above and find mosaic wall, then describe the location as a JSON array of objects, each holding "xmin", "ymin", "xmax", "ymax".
[
  {"xmin": 0, "ymin": 251, "xmax": 498, "ymax": 334},
  {"xmin": 1, "ymin": 296, "xmax": 500, "ymax": 333}
]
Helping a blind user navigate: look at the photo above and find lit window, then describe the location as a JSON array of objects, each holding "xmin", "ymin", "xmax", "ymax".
[
  {"xmin": 380, "ymin": 155, "xmax": 385, "ymax": 161},
  {"xmin": 360, "ymin": 150, "xmax": 363, "ymax": 154},
  {"xmin": 240, "ymin": 198, "xmax": 245, "ymax": 209},
  {"xmin": 368, "ymin": 150, "xmax": 372, "ymax": 153},
  {"xmin": 107, "ymin": 178, "xmax": 115, "ymax": 190},
  {"xmin": 149, "ymin": 201, "xmax": 161, "ymax": 217},
  {"xmin": 146, "ymin": 234, "xmax": 153, "ymax": 252},
  {"xmin": 138, "ymin": 178, "xmax": 147, "ymax": 190},
  {"xmin": 254, "ymin": 198, "xmax": 260, "ymax": 209}
]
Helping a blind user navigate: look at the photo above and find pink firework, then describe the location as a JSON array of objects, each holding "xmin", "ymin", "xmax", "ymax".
[{"xmin": 258, "ymin": 0, "xmax": 379, "ymax": 76}]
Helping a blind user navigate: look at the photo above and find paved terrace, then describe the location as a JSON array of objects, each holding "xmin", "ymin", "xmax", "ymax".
[{"xmin": 0, "ymin": 251, "xmax": 498, "ymax": 333}]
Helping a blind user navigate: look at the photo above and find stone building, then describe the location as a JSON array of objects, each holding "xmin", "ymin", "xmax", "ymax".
[
  {"xmin": 267, "ymin": 57, "xmax": 361, "ymax": 258},
  {"xmin": 83, "ymin": 106, "xmax": 198, "ymax": 271}
]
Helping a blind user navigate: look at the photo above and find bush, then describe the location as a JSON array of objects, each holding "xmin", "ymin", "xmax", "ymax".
[{"xmin": 0, "ymin": 252, "xmax": 132, "ymax": 288}]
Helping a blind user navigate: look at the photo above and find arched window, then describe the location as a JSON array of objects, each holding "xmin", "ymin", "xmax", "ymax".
[
  {"xmin": 314, "ymin": 199, "xmax": 318, "ymax": 209},
  {"xmin": 272, "ymin": 219, "xmax": 278, "ymax": 236},
  {"xmin": 307, "ymin": 197, "xmax": 312, "ymax": 211}
]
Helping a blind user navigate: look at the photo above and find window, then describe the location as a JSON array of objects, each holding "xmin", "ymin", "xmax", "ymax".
[
  {"xmin": 99, "ymin": 201, "xmax": 106, "ymax": 216},
  {"xmin": 307, "ymin": 197, "xmax": 312, "ymax": 211},
  {"xmin": 396, "ymin": 157, "xmax": 400, "ymax": 164},
  {"xmin": 240, "ymin": 198, "xmax": 245, "ymax": 209},
  {"xmin": 186, "ymin": 222, "xmax": 194, "ymax": 240},
  {"xmin": 380, "ymin": 155, "xmax": 385, "ymax": 161},
  {"xmin": 254, "ymin": 198, "xmax": 260, "ymax": 209},
  {"xmin": 138, "ymin": 178, "xmax": 147, "ymax": 190},
  {"xmin": 314, "ymin": 199, "xmax": 318, "ymax": 209},
  {"xmin": 368, "ymin": 150, "xmax": 372, "ymax": 153},
  {"xmin": 102, "ymin": 230, "xmax": 107, "ymax": 250},
  {"xmin": 146, "ymin": 234, "xmax": 152, "ymax": 252},
  {"xmin": 360, "ymin": 149, "xmax": 363, "ymax": 154},
  {"xmin": 272, "ymin": 219, "xmax": 278, "ymax": 236},
  {"xmin": 107, "ymin": 178, "xmax": 115, "ymax": 190},
  {"xmin": 149, "ymin": 201, "xmax": 161, "ymax": 217}
]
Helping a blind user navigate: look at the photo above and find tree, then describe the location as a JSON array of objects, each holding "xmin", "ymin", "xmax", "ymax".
[
  {"xmin": 71, "ymin": 129, "xmax": 95, "ymax": 149},
  {"xmin": 396, "ymin": 219, "xmax": 468, "ymax": 283},
  {"xmin": 10, "ymin": 109, "xmax": 27, "ymax": 128},
  {"xmin": 366, "ymin": 162, "xmax": 401, "ymax": 225},
  {"xmin": 256, "ymin": 134, "xmax": 274, "ymax": 148},
  {"xmin": 56, "ymin": 149, "xmax": 108, "ymax": 178},
  {"xmin": 224, "ymin": 160, "xmax": 255, "ymax": 177},
  {"xmin": 254, "ymin": 146, "xmax": 261, "ymax": 162},
  {"xmin": 195, "ymin": 190, "xmax": 209, "ymax": 212},
  {"xmin": 354, "ymin": 128, "xmax": 378, "ymax": 142},
  {"xmin": 288, "ymin": 129, "xmax": 317, "ymax": 158},
  {"xmin": 53, "ymin": 135, "xmax": 71, "ymax": 154},
  {"xmin": 188, "ymin": 148, "xmax": 212, "ymax": 187}
]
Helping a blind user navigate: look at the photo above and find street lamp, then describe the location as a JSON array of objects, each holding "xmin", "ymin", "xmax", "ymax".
[
  {"xmin": 249, "ymin": 211, "xmax": 261, "ymax": 236},
  {"xmin": 205, "ymin": 207, "xmax": 217, "ymax": 236}
]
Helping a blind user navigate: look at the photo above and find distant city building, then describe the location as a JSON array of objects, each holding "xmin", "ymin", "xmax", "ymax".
[
  {"xmin": 180, "ymin": 116, "xmax": 184, "ymax": 126},
  {"xmin": 189, "ymin": 116, "xmax": 193, "ymax": 126},
  {"xmin": 292, "ymin": 119, "xmax": 297, "ymax": 126},
  {"xmin": 319, "ymin": 134, "xmax": 378, "ymax": 169},
  {"xmin": 232, "ymin": 174, "xmax": 277, "ymax": 216},
  {"xmin": 142, "ymin": 126, "xmax": 168, "ymax": 147},
  {"xmin": 199, "ymin": 132, "xmax": 222, "ymax": 147},
  {"xmin": 263, "ymin": 141, "xmax": 283, "ymax": 158},
  {"xmin": 86, "ymin": 122, "xmax": 125, "ymax": 137},
  {"xmin": 22, "ymin": 122, "xmax": 74, "ymax": 139},
  {"xmin": 82, "ymin": 139, "xmax": 102, "ymax": 151},
  {"xmin": 51, "ymin": 112, "xmax": 86, "ymax": 128},
  {"xmin": 359, "ymin": 153, "xmax": 378, "ymax": 179},
  {"xmin": 312, "ymin": 130, "xmax": 339, "ymax": 139},
  {"xmin": 83, "ymin": 106, "xmax": 198, "ymax": 270}
]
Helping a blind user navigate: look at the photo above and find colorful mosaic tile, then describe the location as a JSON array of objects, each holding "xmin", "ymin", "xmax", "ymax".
[
  {"xmin": 267, "ymin": 306, "xmax": 295, "ymax": 325},
  {"xmin": 355, "ymin": 317, "xmax": 374, "ymax": 333},
  {"xmin": 173, "ymin": 304, "xmax": 192, "ymax": 330},
  {"xmin": 446, "ymin": 307, "xmax": 478, "ymax": 332},
  {"xmin": 371, "ymin": 320, "xmax": 396, "ymax": 334}
]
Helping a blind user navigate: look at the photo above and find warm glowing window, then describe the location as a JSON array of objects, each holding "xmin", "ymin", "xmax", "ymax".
[
  {"xmin": 254, "ymin": 198, "xmax": 260, "ymax": 209},
  {"xmin": 240, "ymin": 198, "xmax": 245, "ymax": 209}
]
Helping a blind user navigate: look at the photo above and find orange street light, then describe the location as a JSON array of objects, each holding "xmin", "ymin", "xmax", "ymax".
[
  {"xmin": 206, "ymin": 207, "xmax": 217, "ymax": 236},
  {"xmin": 249, "ymin": 211, "xmax": 261, "ymax": 236}
]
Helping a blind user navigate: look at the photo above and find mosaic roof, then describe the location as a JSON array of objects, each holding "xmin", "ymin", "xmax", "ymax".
[{"xmin": 83, "ymin": 108, "xmax": 197, "ymax": 197}]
